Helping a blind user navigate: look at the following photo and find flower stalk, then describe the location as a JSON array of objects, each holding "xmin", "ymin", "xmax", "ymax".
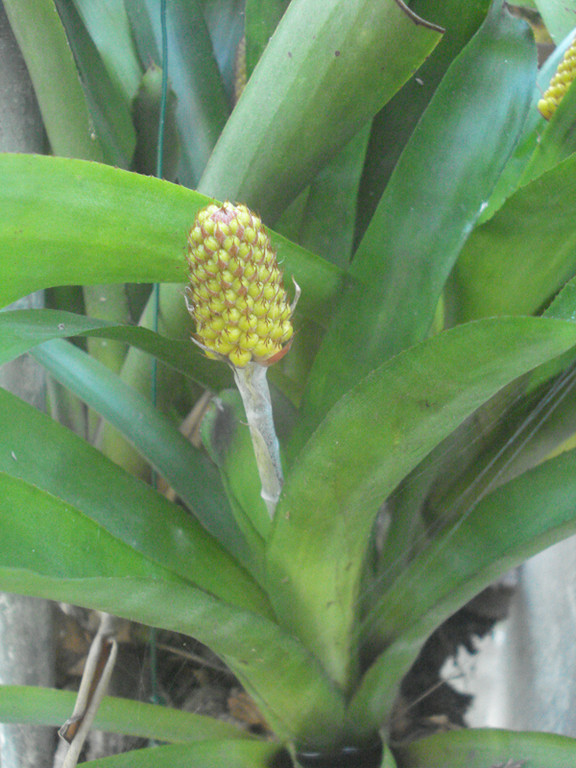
[
  {"xmin": 233, "ymin": 362, "xmax": 283, "ymax": 517},
  {"xmin": 186, "ymin": 201, "xmax": 297, "ymax": 517}
]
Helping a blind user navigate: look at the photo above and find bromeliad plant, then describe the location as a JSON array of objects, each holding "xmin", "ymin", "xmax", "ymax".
[{"xmin": 3, "ymin": 0, "xmax": 576, "ymax": 766}]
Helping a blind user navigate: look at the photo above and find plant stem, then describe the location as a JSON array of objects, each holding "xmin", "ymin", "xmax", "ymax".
[
  {"xmin": 59, "ymin": 613, "xmax": 118, "ymax": 768},
  {"xmin": 233, "ymin": 363, "xmax": 283, "ymax": 518}
]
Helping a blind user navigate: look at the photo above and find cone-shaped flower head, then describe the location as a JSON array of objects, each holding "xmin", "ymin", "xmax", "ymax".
[
  {"xmin": 186, "ymin": 202, "xmax": 294, "ymax": 368},
  {"xmin": 538, "ymin": 36, "xmax": 576, "ymax": 120}
]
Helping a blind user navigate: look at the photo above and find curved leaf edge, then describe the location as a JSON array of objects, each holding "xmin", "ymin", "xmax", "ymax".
[
  {"xmin": 80, "ymin": 739, "xmax": 285, "ymax": 768},
  {"xmin": 349, "ymin": 446, "xmax": 576, "ymax": 737},
  {"xmin": 395, "ymin": 727, "xmax": 576, "ymax": 768},
  {"xmin": 0, "ymin": 684, "xmax": 252, "ymax": 743}
]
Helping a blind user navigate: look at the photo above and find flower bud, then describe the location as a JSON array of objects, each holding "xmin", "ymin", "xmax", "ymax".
[{"xmin": 186, "ymin": 202, "xmax": 295, "ymax": 368}]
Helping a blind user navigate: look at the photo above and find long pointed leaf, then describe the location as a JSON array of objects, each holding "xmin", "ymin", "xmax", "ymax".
[
  {"xmin": 0, "ymin": 308, "xmax": 231, "ymax": 391},
  {"xmin": 266, "ymin": 317, "xmax": 576, "ymax": 692},
  {"xmin": 244, "ymin": 0, "xmax": 288, "ymax": 75},
  {"xmin": 70, "ymin": 0, "xmax": 142, "ymax": 101},
  {"xmin": 31, "ymin": 338, "xmax": 254, "ymax": 568},
  {"xmin": 80, "ymin": 740, "xmax": 286, "ymax": 768},
  {"xmin": 352, "ymin": 446, "xmax": 576, "ymax": 735},
  {"xmin": 0, "ymin": 154, "xmax": 341, "ymax": 327},
  {"xmin": 0, "ymin": 386, "xmax": 268, "ymax": 614},
  {"xmin": 3, "ymin": 0, "xmax": 103, "ymax": 160},
  {"xmin": 396, "ymin": 727, "xmax": 576, "ymax": 768},
  {"xmin": 55, "ymin": 0, "xmax": 136, "ymax": 167},
  {"xmin": 453, "ymin": 153, "xmax": 576, "ymax": 323},
  {"xmin": 299, "ymin": 125, "xmax": 371, "ymax": 269},
  {"xmin": 199, "ymin": 0, "xmax": 443, "ymax": 221},
  {"xmin": 295, "ymin": 1, "xmax": 536, "ymax": 445},
  {"xmin": 477, "ymin": 30, "xmax": 576, "ymax": 223},
  {"xmin": 124, "ymin": 0, "xmax": 229, "ymax": 187},
  {"xmin": 0, "ymin": 475, "xmax": 346, "ymax": 748},
  {"xmin": 0, "ymin": 685, "xmax": 249, "ymax": 743},
  {"xmin": 356, "ymin": 0, "xmax": 490, "ymax": 240}
]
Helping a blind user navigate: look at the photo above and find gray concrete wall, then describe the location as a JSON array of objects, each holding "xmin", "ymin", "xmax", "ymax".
[{"xmin": 501, "ymin": 539, "xmax": 576, "ymax": 735}]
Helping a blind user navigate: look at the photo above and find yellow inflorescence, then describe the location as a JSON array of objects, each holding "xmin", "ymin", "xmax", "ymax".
[
  {"xmin": 186, "ymin": 202, "xmax": 294, "ymax": 368},
  {"xmin": 538, "ymin": 36, "xmax": 576, "ymax": 120}
]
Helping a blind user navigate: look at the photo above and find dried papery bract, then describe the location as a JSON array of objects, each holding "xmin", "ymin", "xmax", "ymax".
[
  {"xmin": 186, "ymin": 201, "xmax": 297, "ymax": 517},
  {"xmin": 538, "ymin": 34, "xmax": 576, "ymax": 120}
]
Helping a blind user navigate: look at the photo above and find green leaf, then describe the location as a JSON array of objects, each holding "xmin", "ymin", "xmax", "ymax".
[
  {"xmin": 0, "ymin": 519, "xmax": 346, "ymax": 749},
  {"xmin": 80, "ymin": 740, "xmax": 286, "ymax": 768},
  {"xmin": 0, "ymin": 154, "xmax": 341, "ymax": 327},
  {"xmin": 534, "ymin": 0, "xmax": 576, "ymax": 42},
  {"xmin": 31, "ymin": 338, "xmax": 255, "ymax": 569},
  {"xmin": 295, "ymin": 1, "xmax": 537, "ymax": 444},
  {"xmin": 352, "ymin": 446, "xmax": 576, "ymax": 735},
  {"xmin": 204, "ymin": 0, "xmax": 246, "ymax": 105},
  {"xmin": 402, "ymin": 275, "xmax": 576, "ymax": 563},
  {"xmin": 199, "ymin": 0, "xmax": 443, "ymax": 221},
  {"xmin": 132, "ymin": 65, "xmax": 180, "ymax": 180},
  {"xmin": 473, "ymin": 34, "xmax": 563, "ymax": 224},
  {"xmin": 266, "ymin": 316, "xmax": 576, "ymax": 695},
  {"xmin": 0, "ymin": 685, "xmax": 249, "ymax": 743},
  {"xmin": 70, "ymin": 0, "xmax": 142, "ymax": 101},
  {"xmin": 299, "ymin": 125, "xmax": 371, "ymax": 269},
  {"xmin": 356, "ymin": 0, "xmax": 490, "ymax": 240},
  {"xmin": 0, "ymin": 471, "xmax": 169, "ymax": 579},
  {"xmin": 0, "ymin": 308, "xmax": 230, "ymax": 392},
  {"xmin": 3, "ymin": 0, "xmax": 103, "ymax": 160},
  {"xmin": 395, "ymin": 728, "xmax": 576, "ymax": 768},
  {"xmin": 404, "ymin": 306, "xmax": 576, "ymax": 557},
  {"xmin": 124, "ymin": 0, "xmax": 230, "ymax": 187},
  {"xmin": 55, "ymin": 0, "xmax": 136, "ymax": 168},
  {"xmin": 244, "ymin": 0, "xmax": 288, "ymax": 76},
  {"xmin": 452, "ymin": 153, "xmax": 576, "ymax": 323},
  {"xmin": 0, "ymin": 386, "xmax": 268, "ymax": 614}
]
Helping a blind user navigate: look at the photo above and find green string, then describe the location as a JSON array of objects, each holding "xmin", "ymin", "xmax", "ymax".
[{"xmin": 149, "ymin": 0, "xmax": 169, "ymax": 710}]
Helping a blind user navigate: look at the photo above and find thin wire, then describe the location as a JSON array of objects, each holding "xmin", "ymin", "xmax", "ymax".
[{"xmin": 149, "ymin": 0, "xmax": 169, "ymax": 710}]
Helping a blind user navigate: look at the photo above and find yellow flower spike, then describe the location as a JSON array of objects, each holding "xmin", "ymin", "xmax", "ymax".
[
  {"xmin": 186, "ymin": 201, "xmax": 301, "ymax": 519},
  {"xmin": 538, "ymin": 35, "xmax": 576, "ymax": 120},
  {"xmin": 186, "ymin": 201, "xmax": 296, "ymax": 368}
]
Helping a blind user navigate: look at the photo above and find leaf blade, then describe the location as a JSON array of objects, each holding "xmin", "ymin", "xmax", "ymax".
[
  {"xmin": 267, "ymin": 316, "xmax": 576, "ymax": 693},
  {"xmin": 3, "ymin": 0, "xmax": 103, "ymax": 160},
  {"xmin": 199, "ymin": 0, "xmax": 443, "ymax": 221},
  {"xmin": 0, "ymin": 468, "xmax": 346, "ymax": 748},
  {"xmin": 296, "ymin": 2, "xmax": 537, "ymax": 443},
  {"xmin": 453, "ymin": 153, "xmax": 576, "ymax": 323},
  {"xmin": 0, "ymin": 386, "xmax": 268, "ymax": 614},
  {"xmin": 396, "ymin": 728, "xmax": 576, "ymax": 768},
  {"xmin": 0, "ymin": 685, "xmax": 250, "ymax": 743},
  {"xmin": 0, "ymin": 154, "xmax": 341, "ymax": 327},
  {"xmin": 0, "ymin": 308, "xmax": 230, "ymax": 391},
  {"xmin": 79, "ymin": 740, "xmax": 285, "ymax": 768},
  {"xmin": 31, "ymin": 338, "xmax": 255, "ymax": 568},
  {"xmin": 352, "ymin": 446, "xmax": 576, "ymax": 734}
]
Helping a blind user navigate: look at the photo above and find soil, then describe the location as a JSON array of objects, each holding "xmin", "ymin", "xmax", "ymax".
[{"xmin": 390, "ymin": 580, "xmax": 515, "ymax": 745}]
